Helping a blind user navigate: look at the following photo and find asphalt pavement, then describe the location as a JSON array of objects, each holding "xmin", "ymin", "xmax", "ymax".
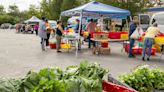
[{"xmin": 0, "ymin": 29, "xmax": 163, "ymax": 79}]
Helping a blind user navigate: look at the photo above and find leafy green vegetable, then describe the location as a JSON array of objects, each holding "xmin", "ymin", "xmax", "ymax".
[
  {"xmin": 119, "ymin": 65, "xmax": 164, "ymax": 92},
  {"xmin": 17, "ymin": 61, "xmax": 108, "ymax": 92}
]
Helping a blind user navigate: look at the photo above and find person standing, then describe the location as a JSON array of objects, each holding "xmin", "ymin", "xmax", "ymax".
[
  {"xmin": 142, "ymin": 23, "xmax": 161, "ymax": 61},
  {"xmin": 86, "ymin": 19, "xmax": 97, "ymax": 48},
  {"xmin": 38, "ymin": 17, "xmax": 47, "ymax": 51},
  {"xmin": 128, "ymin": 16, "xmax": 139, "ymax": 58},
  {"xmin": 56, "ymin": 21, "xmax": 63, "ymax": 53},
  {"xmin": 45, "ymin": 20, "xmax": 52, "ymax": 47},
  {"xmin": 34, "ymin": 23, "xmax": 39, "ymax": 35}
]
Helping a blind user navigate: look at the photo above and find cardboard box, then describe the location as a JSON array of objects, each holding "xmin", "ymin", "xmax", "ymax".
[{"xmin": 100, "ymin": 48, "xmax": 111, "ymax": 55}]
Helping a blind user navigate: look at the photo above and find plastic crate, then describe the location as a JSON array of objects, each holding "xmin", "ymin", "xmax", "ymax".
[
  {"xmin": 132, "ymin": 47, "xmax": 142, "ymax": 55},
  {"xmin": 102, "ymin": 80, "xmax": 137, "ymax": 92},
  {"xmin": 49, "ymin": 43, "xmax": 56, "ymax": 49},
  {"xmin": 155, "ymin": 37, "xmax": 164, "ymax": 43},
  {"xmin": 146, "ymin": 48, "xmax": 156, "ymax": 55},
  {"xmin": 121, "ymin": 34, "xmax": 128, "ymax": 40},
  {"xmin": 108, "ymin": 32, "xmax": 121, "ymax": 39},
  {"xmin": 101, "ymin": 42, "xmax": 109, "ymax": 48}
]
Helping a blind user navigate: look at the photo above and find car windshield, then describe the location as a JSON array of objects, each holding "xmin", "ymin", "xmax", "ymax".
[
  {"xmin": 154, "ymin": 14, "xmax": 164, "ymax": 25},
  {"xmin": 140, "ymin": 15, "xmax": 150, "ymax": 24}
]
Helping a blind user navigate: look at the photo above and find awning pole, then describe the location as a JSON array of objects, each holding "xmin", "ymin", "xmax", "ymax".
[
  {"xmin": 126, "ymin": 18, "xmax": 129, "ymax": 31},
  {"xmin": 76, "ymin": 11, "xmax": 83, "ymax": 57}
]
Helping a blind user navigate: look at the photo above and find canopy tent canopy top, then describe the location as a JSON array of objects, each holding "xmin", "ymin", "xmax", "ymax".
[
  {"xmin": 61, "ymin": 1, "xmax": 130, "ymax": 18},
  {"xmin": 24, "ymin": 16, "xmax": 41, "ymax": 23}
]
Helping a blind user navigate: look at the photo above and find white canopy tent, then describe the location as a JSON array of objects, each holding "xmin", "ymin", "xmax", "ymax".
[{"xmin": 24, "ymin": 16, "xmax": 41, "ymax": 23}]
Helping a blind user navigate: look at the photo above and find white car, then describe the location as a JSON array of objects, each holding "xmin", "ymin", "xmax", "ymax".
[{"xmin": 139, "ymin": 12, "xmax": 164, "ymax": 32}]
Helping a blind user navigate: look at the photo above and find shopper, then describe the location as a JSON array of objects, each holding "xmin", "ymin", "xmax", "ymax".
[
  {"xmin": 128, "ymin": 16, "xmax": 139, "ymax": 58},
  {"xmin": 34, "ymin": 23, "xmax": 39, "ymax": 35},
  {"xmin": 142, "ymin": 23, "xmax": 161, "ymax": 61},
  {"xmin": 56, "ymin": 21, "xmax": 63, "ymax": 53},
  {"xmin": 86, "ymin": 19, "xmax": 97, "ymax": 48},
  {"xmin": 38, "ymin": 17, "xmax": 47, "ymax": 51},
  {"xmin": 45, "ymin": 20, "xmax": 52, "ymax": 47}
]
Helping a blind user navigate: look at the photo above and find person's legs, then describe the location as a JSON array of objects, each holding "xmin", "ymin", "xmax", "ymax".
[
  {"xmin": 142, "ymin": 38, "xmax": 148, "ymax": 60},
  {"xmin": 35, "ymin": 30, "xmax": 38, "ymax": 35},
  {"xmin": 41, "ymin": 38, "xmax": 45, "ymax": 51},
  {"xmin": 56, "ymin": 35, "xmax": 61, "ymax": 52},
  {"xmin": 88, "ymin": 34, "xmax": 91, "ymax": 48},
  {"xmin": 128, "ymin": 39, "xmax": 135, "ymax": 57},
  {"xmin": 46, "ymin": 33, "xmax": 50, "ymax": 46},
  {"xmin": 147, "ymin": 38, "xmax": 153, "ymax": 60}
]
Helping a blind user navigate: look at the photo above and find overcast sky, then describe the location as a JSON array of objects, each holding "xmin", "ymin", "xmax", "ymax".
[{"xmin": 0, "ymin": 0, "xmax": 41, "ymax": 11}]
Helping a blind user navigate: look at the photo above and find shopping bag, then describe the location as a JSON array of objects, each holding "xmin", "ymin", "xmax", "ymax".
[
  {"xmin": 49, "ymin": 37, "xmax": 56, "ymax": 44},
  {"xmin": 130, "ymin": 27, "xmax": 142, "ymax": 39}
]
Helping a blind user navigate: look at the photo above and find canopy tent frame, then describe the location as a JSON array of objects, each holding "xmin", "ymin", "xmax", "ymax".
[{"xmin": 60, "ymin": 1, "xmax": 131, "ymax": 56}]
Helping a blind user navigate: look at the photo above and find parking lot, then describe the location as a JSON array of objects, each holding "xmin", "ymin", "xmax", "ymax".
[{"xmin": 0, "ymin": 29, "xmax": 164, "ymax": 78}]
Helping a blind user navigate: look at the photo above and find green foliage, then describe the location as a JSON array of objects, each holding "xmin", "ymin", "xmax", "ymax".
[
  {"xmin": 16, "ymin": 61, "xmax": 108, "ymax": 92},
  {"xmin": 119, "ymin": 65, "xmax": 164, "ymax": 92}
]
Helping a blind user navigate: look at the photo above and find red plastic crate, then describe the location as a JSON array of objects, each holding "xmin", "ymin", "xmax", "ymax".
[
  {"xmin": 123, "ymin": 42, "xmax": 130, "ymax": 53},
  {"xmin": 49, "ymin": 43, "xmax": 56, "ymax": 49},
  {"xmin": 101, "ymin": 42, "xmax": 109, "ymax": 48},
  {"xmin": 157, "ymin": 33, "xmax": 164, "ymax": 37},
  {"xmin": 102, "ymin": 80, "xmax": 137, "ymax": 92},
  {"xmin": 108, "ymin": 32, "xmax": 121, "ymax": 39},
  {"xmin": 132, "ymin": 47, "xmax": 142, "ymax": 55},
  {"xmin": 146, "ymin": 48, "xmax": 156, "ymax": 55}
]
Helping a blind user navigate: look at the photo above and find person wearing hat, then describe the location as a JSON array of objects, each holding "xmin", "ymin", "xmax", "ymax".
[
  {"xmin": 142, "ymin": 23, "xmax": 162, "ymax": 61},
  {"xmin": 128, "ymin": 16, "xmax": 139, "ymax": 58},
  {"xmin": 38, "ymin": 17, "xmax": 47, "ymax": 51}
]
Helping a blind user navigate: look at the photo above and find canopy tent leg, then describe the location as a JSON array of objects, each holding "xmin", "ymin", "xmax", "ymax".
[
  {"xmin": 76, "ymin": 11, "xmax": 83, "ymax": 57},
  {"xmin": 125, "ymin": 19, "xmax": 129, "ymax": 31}
]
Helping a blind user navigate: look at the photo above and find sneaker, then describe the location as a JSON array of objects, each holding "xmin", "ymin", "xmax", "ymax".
[
  {"xmin": 142, "ymin": 57, "xmax": 145, "ymax": 61},
  {"xmin": 147, "ymin": 58, "xmax": 150, "ymax": 61},
  {"xmin": 57, "ymin": 51, "xmax": 62, "ymax": 53},
  {"xmin": 128, "ymin": 55, "xmax": 135, "ymax": 58}
]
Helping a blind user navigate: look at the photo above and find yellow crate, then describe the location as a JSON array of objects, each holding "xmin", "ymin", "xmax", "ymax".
[
  {"xmin": 155, "ymin": 37, "xmax": 164, "ymax": 43},
  {"xmin": 121, "ymin": 34, "xmax": 128, "ymax": 40},
  {"xmin": 83, "ymin": 32, "xmax": 89, "ymax": 37},
  {"xmin": 61, "ymin": 44, "xmax": 71, "ymax": 49},
  {"xmin": 68, "ymin": 28, "xmax": 73, "ymax": 32}
]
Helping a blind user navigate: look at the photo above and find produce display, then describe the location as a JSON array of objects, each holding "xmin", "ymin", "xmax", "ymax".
[
  {"xmin": 0, "ymin": 61, "xmax": 108, "ymax": 92},
  {"xmin": 119, "ymin": 65, "xmax": 164, "ymax": 92}
]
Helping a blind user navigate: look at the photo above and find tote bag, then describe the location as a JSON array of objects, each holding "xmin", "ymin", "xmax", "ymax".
[{"xmin": 130, "ymin": 27, "xmax": 142, "ymax": 39}]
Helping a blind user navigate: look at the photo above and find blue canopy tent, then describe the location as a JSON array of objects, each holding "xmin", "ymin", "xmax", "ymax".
[
  {"xmin": 61, "ymin": 1, "xmax": 130, "ymax": 18},
  {"xmin": 60, "ymin": 1, "xmax": 131, "ymax": 56}
]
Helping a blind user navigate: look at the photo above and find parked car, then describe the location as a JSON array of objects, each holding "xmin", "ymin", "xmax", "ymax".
[
  {"xmin": 139, "ymin": 12, "xmax": 164, "ymax": 32},
  {"xmin": 0, "ymin": 23, "xmax": 12, "ymax": 29}
]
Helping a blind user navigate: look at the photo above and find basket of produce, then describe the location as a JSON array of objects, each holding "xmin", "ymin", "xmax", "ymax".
[{"xmin": 119, "ymin": 65, "xmax": 164, "ymax": 92}]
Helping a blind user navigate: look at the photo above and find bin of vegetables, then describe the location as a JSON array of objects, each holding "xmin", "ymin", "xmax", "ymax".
[
  {"xmin": 119, "ymin": 65, "xmax": 164, "ymax": 92},
  {"xmin": 0, "ymin": 61, "xmax": 108, "ymax": 92}
]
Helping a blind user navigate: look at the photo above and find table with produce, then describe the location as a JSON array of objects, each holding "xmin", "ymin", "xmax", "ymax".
[{"xmin": 90, "ymin": 31, "xmax": 129, "ymax": 55}]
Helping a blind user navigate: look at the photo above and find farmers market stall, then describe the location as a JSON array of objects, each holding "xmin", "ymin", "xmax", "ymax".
[
  {"xmin": 61, "ymin": 1, "xmax": 131, "ymax": 55},
  {"xmin": 24, "ymin": 16, "xmax": 41, "ymax": 24}
]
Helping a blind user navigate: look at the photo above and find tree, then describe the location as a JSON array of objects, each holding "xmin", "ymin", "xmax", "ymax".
[
  {"xmin": 0, "ymin": 5, "xmax": 5, "ymax": 14},
  {"xmin": 40, "ymin": 0, "xmax": 63, "ymax": 20},
  {"xmin": 27, "ymin": 5, "xmax": 41, "ymax": 18},
  {"xmin": 8, "ymin": 4, "xmax": 20, "ymax": 17}
]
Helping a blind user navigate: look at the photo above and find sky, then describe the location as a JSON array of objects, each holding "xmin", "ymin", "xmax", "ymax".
[{"xmin": 0, "ymin": 0, "xmax": 41, "ymax": 11}]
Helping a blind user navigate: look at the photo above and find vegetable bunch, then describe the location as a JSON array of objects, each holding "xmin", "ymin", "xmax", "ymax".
[
  {"xmin": 119, "ymin": 65, "xmax": 164, "ymax": 92},
  {"xmin": 17, "ymin": 61, "xmax": 108, "ymax": 92}
]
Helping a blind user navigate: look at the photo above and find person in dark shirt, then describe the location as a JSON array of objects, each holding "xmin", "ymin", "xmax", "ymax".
[
  {"xmin": 128, "ymin": 16, "xmax": 139, "ymax": 58},
  {"xmin": 56, "ymin": 21, "xmax": 63, "ymax": 53}
]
